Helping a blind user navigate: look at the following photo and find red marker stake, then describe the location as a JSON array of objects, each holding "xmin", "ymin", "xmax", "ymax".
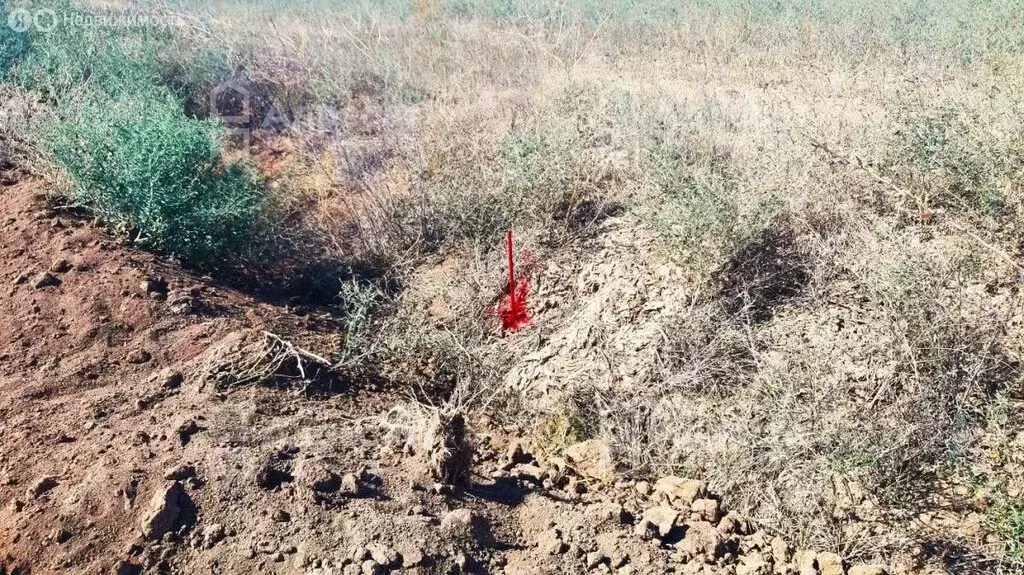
[
  {"xmin": 498, "ymin": 230, "xmax": 530, "ymax": 333},
  {"xmin": 506, "ymin": 230, "xmax": 515, "ymax": 299}
]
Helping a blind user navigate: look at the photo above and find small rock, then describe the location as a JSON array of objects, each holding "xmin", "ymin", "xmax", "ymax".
[
  {"xmin": 296, "ymin": 459, "xmax": 341, "ymax": 493},
  {"xmin": 272, "ymin": 508, "xmax": 291, "ymax": 522},
  {"xmin": 848, "ymin": 566, "xmax": 886, "ymax": 575},
  {"xmin": 176, "ymin": 419, "xmax": 202, "ymax": 446},
  {"xmin": 564, "ymin": 439, "xmax": 617, "ymax": 482},
  {"xmin": 653, "ymin": 476, "xmax": 706, "ymax": 507},
  {"xmin": 153, "ymin": 369, "xmax": 184, "ymax": 390},
  {"xmin": 539, "ymin": 529, "xmax": 568, "ymax": 555},
  {"xmin": 678, "ymin": 521, "xmax": 727, "ymax": 560},
  {"xmin": 586, "ymin": 551, "xmax": 608, "ymax": 569},
  {"xmin": 718, "ymin": 511, "xmax": 749, "ymax": 535},
  {"xmin": 32, "ymin": 272, "xmax": 61, "ymax": 289},
  {"xmin": 50, "ymin": 259, "xmax": 72, "ymax": 273},
  {"xmin": 53, "ymin": 528, "xmax": 73, "ymax": 544},
  {"xmin": 737, "ymin": 557, "xmax": 772, "ymax": 575},
  {"xmin": 141, "ymin": 482, "xmax": 191, "ymax": 540},
  {"xmin": 26, "ymin": 475, "xmax": 58, "ymax": 499},
  {"xmin": 817, "ymin": 552, "xmax": 844, "ymax": 575},
  {"xmin": 634, "ymin": 505, "xmax": 678, "ymax": 539},
  {"xmin": 399, "ymin": 546, "xmax": 425, "ymax": 567},
  {"xmin": 514, "ymin": 463, "xmax": 546, "ymax": 484},
  {"xmin": 112, "ymin": 560, "xmax": 141, "ymax": 575},
  {"xmin": 163, "ymin": 464, "xmax": 196, "ymax": 481},
  {"xmin": 140, "ymin": 279, "xmax": 167, "ymax": 296},
  {"xmin": 795, "ymin": 550, "xmax": 818, "ymax": 575},
  {"xmin": 202, "ymin": 523, "xmax": 225, "ymax": 548},
  {"xmin": 635, "ymin": 481, "xmax": 651, "ymax": 496},
  {"xmin": 360, "ymin": 559, "xmax": 382, "ymax": 575},
  {"xmin": 690, "ymin": 498, "xmax": 721, "ymax": 523},
  {"xmin": 440, "ymin": 508, "xmax": 491, "ymax": 544},
  {"xmin": 367, "ymin": 544, "xmax": 400, "ymax": 567},
  {"xmin": 126, "ymin": 349, "xmax": 152, "ymax": 364},
  {"xmin": 770, "ymin": 536, "xmax": 792, "ymax": 564},
  {"xmin": 441, "ymin": 508, "xmax": 477, "ymax": 531},
  {"xmin": 505, "ymin": 438, "xmax": 534, "ymax": 467},
  {"xmin": 340, "ymin": 472, "xmax": 362, "ymax": 497}
]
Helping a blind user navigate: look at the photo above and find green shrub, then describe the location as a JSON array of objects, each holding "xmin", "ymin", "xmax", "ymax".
[
  {"xmin": 1, "ymin": 0, "xmax": 271, "ymax": 267},
  {"xmin": 9, "ymin": 1, "xmax": 162, "ymax": 100},
  {"xmin": 44, "ymin": 90, "xmax": 268, "ymax": 265},
  {"xmin": 648, "ymin": 136, "xmax": 780, "ymax": 277},
  {"xmin": 888, "ymin": 104, "xmax": 1024, "ymax": 220}
]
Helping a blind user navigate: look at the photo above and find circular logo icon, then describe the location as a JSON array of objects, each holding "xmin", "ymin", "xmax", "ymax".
[
  {"xmin": 6, "ymin": 7, "xmax": 32, "ymax": 32},
  {"xmin": 33, "ymin": 8, "xmax": 58, "ymax": 32}
]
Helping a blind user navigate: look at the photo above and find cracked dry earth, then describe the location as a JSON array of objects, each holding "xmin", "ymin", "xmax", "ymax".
[{"xmin": 0, "ymin": 178, "xmax": 890, "ymax": 575}]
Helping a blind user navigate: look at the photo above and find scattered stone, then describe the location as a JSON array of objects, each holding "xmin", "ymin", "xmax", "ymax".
[
  {"xmin": 126, "ymin": 349, "xmax": 152, "ymax": 364},
  {"xmin": 690, "ymin": 498, "xmax": 721, "ymax": 523},
  {"xmin": 32, "ymin": 272, "xmax": 61, "ymax": 289},
  {"xmin": 12, "ymin": 272, "xmax": 28, "ymax": 285},
  {"xmin": 26, "ymin": 475, "xmax": 58, "ymax": 499},
  {"xmin": 653, "ymin": 476, "xmax": 706, "ymax": 507},
  {"xmin": 848, "ymin": 565, "xmax": 886, "ymax": 575},
  {"xmin": 361, "ymin": 559, "xmax": 382, "ymax": 575},
  {"xmin": 176, "ymin": 419, "xmax": 202, "ymax": 446},
  {"xmin": 563, "ymin": 439, "xmax": 617, "ymax": 482},
  {"xmin": 679, "ymin": 521, "xmax": 728, "ymax": 560},
  {"xmin": 50, "ymin": 258, "xmax": 71, "ymax": 273},
  {"xmin": 635, "ymin": 481, "xmax": 651, "ymax": 496},
  {"xmin": 367, "ymin": 544, "xmax": 400, "ymax": 568},
  {"xmin": 340, "ymin": 472, "xmax": 362, "ymax": 497},
  {"xmin": 770, "ymin": 536, "xmax": 792, "ymax": 564},
  {"xmin": 201, "ymin": 523, "xmax": 225, "ymax": 549},
  {"xmin": 795, "ymin": 550, "xmax": 818, "ymax": 575},
  {"xmin": 295, "ymin": 459, "xmax": 341, "ymax": 493},
  {"xmin": 737, "ymin": 556, "xmax": 772, "ymax": 575},
  {"xmin": 153, "ymin": 369, "xmax": 184, "ymax": 390},
  {"xmin": 817, "ymin": 552, "xmax": 845, "ymax": 575},
  {"xmin": 718, "ymin": 511, "xmax": 749, "ymax": 535},
  {"xmin": 53, "ymin": 528, "xmax": 73, "ymax": 544},
  {"xmin": 163, "ymin": 464, "xmax": 196, "ymax": 481},
  {"xmin": 141, "ymin": 482, "xmax": 191, "ymax": 540},
  {"xmin": 585, "ymin": 551, "xmax": 608, "ymax": 569},
  {"xmin": 272, "ymin": 508, "xmax": 291, "ymax": 522},
  {"xmin": 140, "ymin": 279, "xmax": 168, "ymax": 296},
  {"xmin": 634, "ymin": 505, "xmax": 678, "ymax": 539}
]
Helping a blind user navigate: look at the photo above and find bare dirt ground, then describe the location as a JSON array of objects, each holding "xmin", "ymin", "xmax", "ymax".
[{"xmin": 0, "ymin": 178, "xmax": 906, "ymax": 575}]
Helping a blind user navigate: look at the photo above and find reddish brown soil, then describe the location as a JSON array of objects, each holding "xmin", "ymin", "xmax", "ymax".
[{"xmin": 0, "ymin": 180, "xmax": 858, "ymax": 575}]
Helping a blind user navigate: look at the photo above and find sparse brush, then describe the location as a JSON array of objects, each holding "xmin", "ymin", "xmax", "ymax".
[{"xmin": 381, "ymin": 397, "xmax": 475, "ymax": 486}]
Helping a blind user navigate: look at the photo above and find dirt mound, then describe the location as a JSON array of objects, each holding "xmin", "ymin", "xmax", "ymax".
[{"xmin": 0, "ymin": 180, "xmax": 889, "ymax": 574}]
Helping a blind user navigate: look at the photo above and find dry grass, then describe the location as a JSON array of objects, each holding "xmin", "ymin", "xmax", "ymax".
[{"xmin": 8, "ymin": 0, "xmax": 1024, "ymax": 569}]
